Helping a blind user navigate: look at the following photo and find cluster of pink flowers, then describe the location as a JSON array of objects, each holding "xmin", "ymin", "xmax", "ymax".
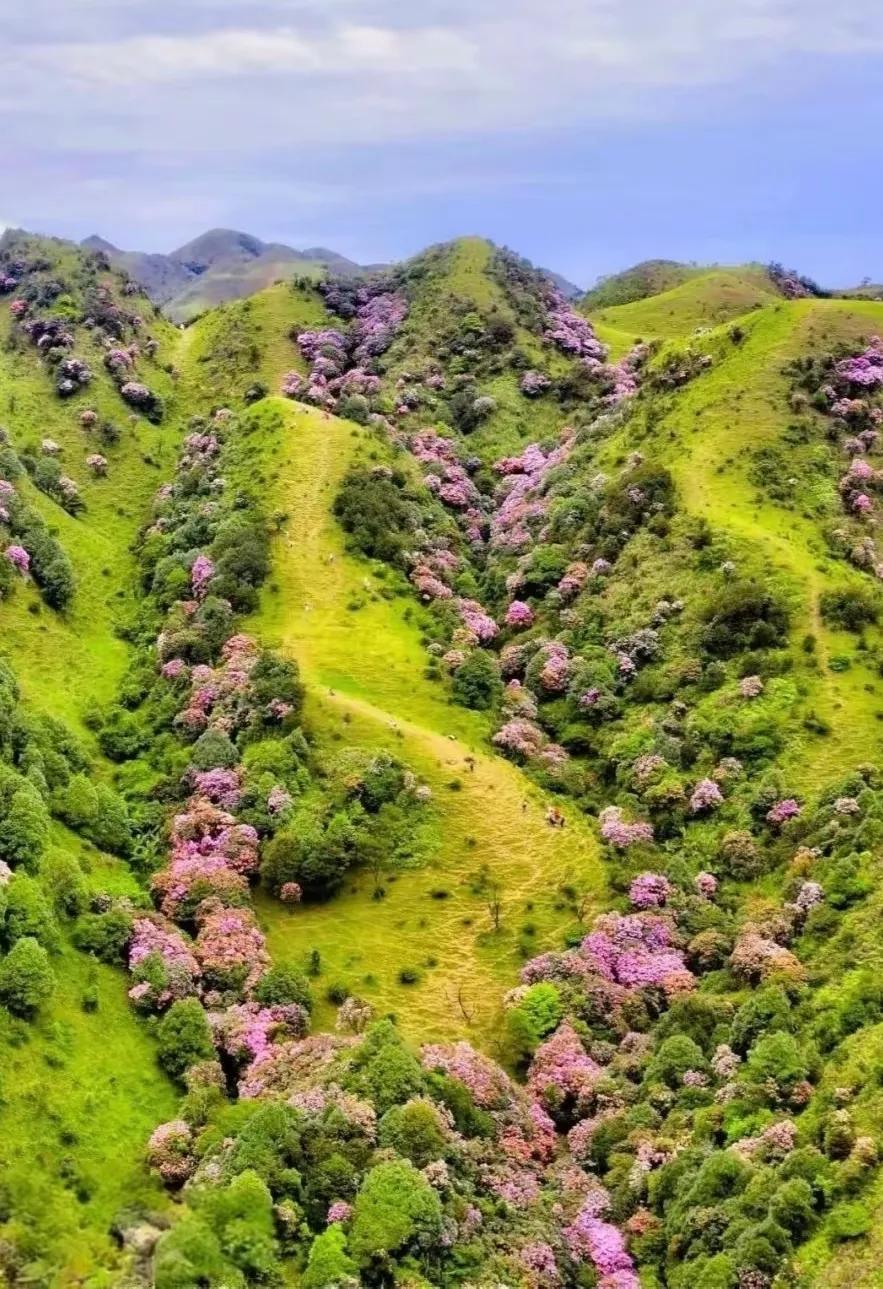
[
  {"xmin": 537, "ymin": 640, "xmax": 570, "ymax": 691},
  {"xmin": 505, "ymin": 599, "xmax": 534, "ymax": 629},
  {"xmin": 353, "ymin": 289, "xmax": 409, "ymax": 362},
  {"xmin": 628, "ymin": 872, "xmax": 673, "ymax": 909},
  {"xmin": 523, "ymin": 911, "xmax": 693, "ymax": 999},
  {"xmin": 120, "ymin": 380, "xmax": 153, "ymax": 407},
  {"xmin": 527, "ymin": 1023, "xmax": 600, "ymax": 1114},
  {"xmin": 493, "ymin": 718, "xmax": 548, "ymax": 762},
  {"xmin": 411, "ymin": 430, "xmax": 480, "ymax": 512},
  {"xmin": 557, "ymin": 560, "xmax": 589, "ymax": 600},
  {"xmin": 602, "ymin": 343, "xmax": 650, "ymax": 406},
  {"xmin": 490, "ymin": 436, "xmax": 573, "ymax": 552},
  {"xmin": 730, "ymin": 930, "xmax": 804, "ymax": 983},
  {"xmin": 835, "ymin": 339, "xmax": 883, "ymax": 390},
  {"xmin": 456, "ymin": 597, "xmax": 499, "ymax": 643},
  {"xmin": 4, "ymin": 544, "xmax": 29, "ymax": 574},
  {"xmin": 599, "ymin": 806, "xmax": 654, "ymax": 849},
  {"xmin": 695, "ymin": 871, "xmax": 718, "ymax": 899},
  {"xmin": 127, "ymin": 916, "xmax": 201, "ymax": 1009},
  {"xmin": 193, "ymin": 897, "xmax": 269, "ymax": 994},
  {"xmin": 689, "ymin": 777, "xmax": 723, "ymax": 813},
  {"xmin": 190, "ymin": 553, "xmax": 215, "ymax": 598},
  {"xmin": 213, "ymin": 1000, "xmax": 309, "ymax": 1067},
  {"xmin": 147, "ymin": 1120, "xmax": 195, "ymax": 1186},
  {"xmin": 519, "ymin": 369, "xmax": 552, "ymax": 397},
  {"xmin": 564, "ymin": 1187, "xmax": 639, "ymax": 1286},
  {"xmin": 85, "ymin": 452, "xmax": 108, "ymax": 476},
  {"xmin": 422, "ymin": 1040, "xmax": 515, "ymax": 1110},
  {"xmin": 767, "ymin": 797, "xmax": 801, "ymax": 826},
  {"xmin": 543, "ymin": 291, "xmax": 607, "ymax": 360},
  {"xmin": 409, "ymin": 548, "xmax": 459, "ymax": 601}
]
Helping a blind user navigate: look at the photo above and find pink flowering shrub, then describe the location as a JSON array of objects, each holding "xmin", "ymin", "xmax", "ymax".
[
  {"xmin": 505, "ymin": 600, "xmax": 534, "ymax": 629},
  {"xmin": 629, "ymin": 872, "xmax": 673, "ymax": 909},
  {"xmin": 767, "ymin": 798, "xmax": 801, "ymax": 826},
  {"xmin": 128, "ymin": 917, "xmax": 201, "ymax": 1010},
  {"xmin": 147, "ymin": 1120, "xmax": 195, "ymax": 1186},
  {"xmin": 599, "ymin": 806, "xmax": 654, "ymax": 849},
  {"xmin": 4, "ymin": 544, "xmax": 30, "ymax": 574},
  {"xmin": 193, "ymin": 898, "xmax": 269, "ymax": 995},
  {"xmin": 527, "ymin": 1023, "xmax": 600, "ymax": 1116},
  {"xmin": 689, "ymin": 778, "xmax": 723, "ymax": 813},
  {"xmin": 191, "ymin": 553, "xmax": 215, "ymax": 598}
]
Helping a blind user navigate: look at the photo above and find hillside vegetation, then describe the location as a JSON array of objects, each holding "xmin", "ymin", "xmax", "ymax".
[{"xmin": 2, "ymin": 229, "xmax": 883, "ymax": 1287}]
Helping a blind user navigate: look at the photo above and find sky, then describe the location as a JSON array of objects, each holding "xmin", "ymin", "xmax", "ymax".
[{"xmin": 2, "ymin": 0, "xmax": 883, "ymax": 288}]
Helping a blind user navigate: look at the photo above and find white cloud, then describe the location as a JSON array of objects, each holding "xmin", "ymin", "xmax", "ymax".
[{"xmin": 14, "ymin": 0, "xmax": 883, "ymax": 143}]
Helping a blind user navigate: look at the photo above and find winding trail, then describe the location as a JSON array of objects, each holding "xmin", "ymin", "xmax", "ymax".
[{"xmin": 243, "ymin": 399, "xmax": 604, "ymax": 1045}]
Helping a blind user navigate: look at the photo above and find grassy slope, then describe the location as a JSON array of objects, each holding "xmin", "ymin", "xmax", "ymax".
[
  {"xmin": 0, "ymin": 825, "xmax": 176, "ymax": 1286},
  {"xmin": 181, "ymin": 281, "xmax": 603, "ymax": 1044},
  {"xmin": 588, "ymin": 267, "xmax": 780, "ymax": 340},
  {"xmin": 165, "ymin": 259, "xmax": 328, "ymax": 324},
  {"xmin": 0, "ymin": 251, "xmax": 181, "ymax": 1282},
  {"xmin": 0, "ymin": 283, "xmax": 181, "ymax": 735},
  {"xmin": 243, "ymin": 400, "xmax": 602, "ymax": 1044},
  {"xmin": 582, "ymin": 258, "xmax": 704, "ymax": 310},
  {"xmin": 597, "ymin": 295, "xmax": 883, "ymax": 793}
]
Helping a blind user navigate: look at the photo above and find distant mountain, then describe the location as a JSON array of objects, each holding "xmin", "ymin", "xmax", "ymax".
[
  {"xmin": 540, "ymin": 268, "xmax": 583, "ymax": 300},
  {"xmin": 81, "ymin": 228, "xmax": 377, "ymax": 322}
]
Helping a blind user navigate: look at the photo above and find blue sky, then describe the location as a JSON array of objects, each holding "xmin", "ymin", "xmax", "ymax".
[{"xmin": 2, "ymin": 1, "xmax": 882, "ymax": 288}]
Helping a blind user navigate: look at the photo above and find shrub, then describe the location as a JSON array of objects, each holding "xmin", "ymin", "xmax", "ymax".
[
  {"xmin": 72, "ymin": 909, "xmax": 133, "ymax": 963},
  {"xmin": 378, "ymin": 1100, "xmax": 448, "ymax": 1167},
  {"xmin": 820, "ymin": 586, "xmax": 879, "ymax": 631},
  {"xmin": 302, "ymin": 1225, "xmax": 358, "ymax": 1288},
  {"xmin": 701, "ymin": 584, "xmax": 790, "ymax": 657},
  {"xmin": 0, "ymin": 937, "xmax": 54, "ymax": 1015},
  {"xmin": 451, "ymin": 650, "xmax": 503, "ymax": 710},
  {"xmin": 333, "ymin": 467, "xmax": 417, "ymax": 564},
  {"xmin": 253, "ymin": 964, "xmax": 313, "ymax": 1011},
  {"xmin": 157, "ymin": 998, "xmax": 216, "ymax": 1081},
  {"xmin": 0, "ymin": 776, "xmax": 50, "ymax": 870},
  {"xmin": 3, "ymin": 873, "xmax": 58, "ymax": 949},
  {"xmin": 829, "ymin": 1202, "xmax": 871, "ymax": 1241},
  {"xmin": 348, "ymin": 1160, "xmax": 442, "ymax": 1264}
]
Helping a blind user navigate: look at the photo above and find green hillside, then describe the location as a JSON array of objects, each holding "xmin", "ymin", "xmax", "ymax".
[
  {"xmin": 3, "ymin": 230, "xmax": 883, "ymax": 1285},
  {"xmin": 587, "ymin": 265, "xmax": 782, "ymax": 339},
  {"xmin": 583, "ymin": 257, "xmax": 705, "ymax": 309}
]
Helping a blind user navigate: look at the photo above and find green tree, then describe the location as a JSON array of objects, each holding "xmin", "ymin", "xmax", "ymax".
[
  {"xmin": 157, "ymin": 998, "xmax": 215, "ymax": 1081},
  {"xmin": 452, "ymin": 649, "xmax": 503, "ymax": 711},
  {"xmin": 0, "ymin": 937, "xmax": 55, "ymax": 1015},
  {"xmin": 349, "ymin": 1160, "xmax": 442, "ymax": 1264},
  {"xmin": 302, "ymin": 1225, "xmax": 358, "ymax": 1289}
]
